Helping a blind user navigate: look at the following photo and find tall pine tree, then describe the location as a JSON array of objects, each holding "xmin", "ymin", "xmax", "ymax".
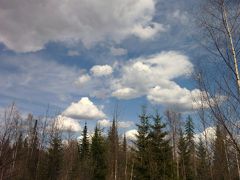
[
  {"xmin": 134, "ymin": 106, "xmax": 151, "ymax": 180},
  {"xmin": 196, "ymin": 137, "xmax": 209, "ymax": 180},
  {"xmin": 148, "ymin": 112, "xmax": 173, "ymax": 180},
  {"xmin": 91, "ymin": 126, "xmax": 107, "ymax": 180}
]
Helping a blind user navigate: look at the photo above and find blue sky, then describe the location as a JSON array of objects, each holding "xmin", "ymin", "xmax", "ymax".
[{"xmin": 0, "ymin": 0, "xmax": 207, "ymax": 136}]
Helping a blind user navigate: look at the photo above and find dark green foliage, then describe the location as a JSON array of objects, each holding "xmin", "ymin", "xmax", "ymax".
[
  {"xmin": 91, "ymin": 126, "xmax": 107, "ymax": 180},
  {"xmin": 148, "ymin": 112, "xmax": 173, "ymax": 180},
  {"xmin": 107, "ymin": 118, "xmax": 119, "ymax": 180},
  {"xmin": 80, "ymin": 122, "xmax": 90, "ymax": 160},
  {"xmin": 184, "ymin": 116, "xmax": 196, "ymax": 180},
  {"xmin": 196, "ymin": 137, "xmax": 209, "ymax": 180},
  {"xmin": 178, "ymin": 129, "xmax": 189, "ymax": 180},
  {"xmin": 134, "ymin": 106, "xmax": 151, "ymax": 180}
]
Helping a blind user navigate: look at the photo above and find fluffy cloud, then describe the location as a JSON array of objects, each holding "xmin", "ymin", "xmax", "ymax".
[
  {"xmin": 90, "ymin": 65, "xmax": 113, "ymax": 77},
  {"xmin": 125, "ymin": 129, "xmax": 138, "ymax": 141},
  {"xmin": 110, "ymin": 51, "xmax": 196, "ymax": 110},
  {"xmin": 112, "ymin": 88, "xmax": 139, "ymax": 99},
  {"xmin": 98, "ymin": 119, "xmax": 133, "ymax": 128},
  {"xmin": 74, "ymin": 74, "xmax": 91, "ymax": 87},
  {"xmin": 54, "ymin": 115, "xmax": 81, "ymax": 132},
  {"xmin": 71, "ymin": 51, "xmax": 208, "ymax": 111},
  {"xmin": 147, "ymin": 84, "xmax": 203, "ymax": 111},
  {"xmin": 194, "ymin": 127, "xmax": 216, "ymax": 143},
  {"xmin": 63, "ymin": 97, "xmax": 106, "ymax": 120},
  {"xmin": 0, "ymin": 0, "xmax": 163, "ymax": 52},
  {"xmin": 132, "ymin": 22, "xmax": 166, "ymax": 39}
]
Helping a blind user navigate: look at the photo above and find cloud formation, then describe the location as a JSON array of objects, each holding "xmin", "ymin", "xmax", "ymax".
[
  {"xmin": 71, "ymin": 51, "xmax": 208, "ymax": 111},
  {"xmin": 0, "ymin": 0, "xmax": 163, "ymax": 52},
  {"xmin": 125, "ymin": 129, "xmax": 138, "ymax": 141},
  {"xmin": 98, "ymin": 119, "xmax": 134, "ymax": 128},
  {"xmin": 54, "ymin": 115, "xmax": 81, "ymax": 132},
  {"xmin": 63, "ymin": 97, "xmax": 106, "ymax": 120},
  {"xmin": 90, "ymin": 65, "xmax": 113, "ymax": 77}
]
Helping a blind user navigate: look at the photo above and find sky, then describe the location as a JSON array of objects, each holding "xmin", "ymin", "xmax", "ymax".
[{"xmin": 0, "ymin": 0, "xmax": 207, "ymax": 138}]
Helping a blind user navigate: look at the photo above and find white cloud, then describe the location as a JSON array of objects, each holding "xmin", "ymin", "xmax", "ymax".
[
  {"xmin": 132, "ymin": 22, "xmax": 166, "ymax": 39},
  {"xmin": 125, "ymin": 129, "xmax": 138, "ymax": 141},
  {"xmin": 110, "ymin": 47, "xmax": 128, "ymax": 56},
  {"xmin": 194, "ymin": 127, "xmax": 216, "ymax": 143},
  {"xmin": 63, "ymin": 97, "xmax": 106, "ymax": 120},
  {"xmin": 74, "ymin": 74, "xmax": 91, "ymax": 87},
  {"xmin": 54, "ymin": 115, "xmax": 81, "ymax": 132},
  {"xmin": 147, "ymin": 84, "xmax": 203, "ymax": 111},
  {"xmin": 112, "ymin": 88, "xmax": 139, "ymax": 99},
  {"xmin": 110, "ymin": 51, "xmax": 196, "ymax": 110},
  {"xmin": 90, "ymin": 65, "xmax": 113, "ymax": 77},
  {"xmin": 98, "ymin": 119, "xmax": 134, "ymax": 128},
  {"xmin": 98, "ymin": 119, "xmax": 112, "ymax": 127},
  {"xmin": 0, "ymin": 0, "xmax": 163, "ymax": 52},
  {"xmin": 67, "ymin": 50, "xmax": 80, "ymax": 56}
]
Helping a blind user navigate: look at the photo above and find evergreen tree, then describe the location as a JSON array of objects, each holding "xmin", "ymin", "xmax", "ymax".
[
  {"xmin": 47, "ymin": 133, "xmax": 63, "ymax": 180},
  {"xmin": 91, "ymin": 126, "xmax": 107, "ymax": 180},
  {"xmin": 80, "ymin": 122, "xmax": 90, "ymax": 160},
  {"xmin": 178, "ymin": 129, "xmax": 189, "ymax": 180},
  {"xmin": 196, "ymin": 137, "xmax": 209, "ymax": 180},
  {"xmin": 148, "ymin": 112, "xmax": 173, "ymax": 180},
  {"xmin": 184, "ymin": 116, "xmax": 196, "ymax": 179},
  {"xmin": 134, "ymin": 106, "xmax": 151, "ymax": 180},
  {"xmin": 107, "ymin": 117, "xmax": 119, "ymax": 180},
  {"xmin": 79, "ymin": 122, "xmax": 91, "ymax": 179}
]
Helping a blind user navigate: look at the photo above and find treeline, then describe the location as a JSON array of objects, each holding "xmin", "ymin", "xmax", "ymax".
[{"xmin": 0, "ymin": 106, "xmax": 240, "ymax": 180}]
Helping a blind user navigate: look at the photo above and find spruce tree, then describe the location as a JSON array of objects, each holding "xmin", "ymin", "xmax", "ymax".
[
  {"xmin": 91, "ymin": 126, "xmax": 107, "ymax": 180},
  {"xmin": 184, "ymin": 116, "xmax": 196, "ymax": 179},
  {"xmin": 196, "ymin": 137, "xmax": 209, "ymax": 180},
  {"xmin": 178, "ymin": 129, "xmax": 189, "ymax": 180},
  {"xmin": 134, "ymin": 106, "xmax": 151, "ymax": 180},
  {"xmin": 107, "ymin": 117, "xmax": 119, "ymax": 180},
  {"xmin": 148, "ymin": 112, "xmax": 173, "ymax": 180},
  {"xmin": 79, "ymin": 122, "xmax": 91, "ymax": 179},
  {"xmin": 80, "ymin": 122, "xmax": 90, "ymax": 160}
]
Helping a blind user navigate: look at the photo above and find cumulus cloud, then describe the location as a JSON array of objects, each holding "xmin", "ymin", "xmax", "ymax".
[
  {"xmin": 125, "ymin": 129, "xmax": 138, "ymax": 141},
  {"xmin": 110, "ymin": 51, "xmax": 197, "ymax": 110},
  {"xmin": 194, "ymin": 127, "xmax": 216, "ymax": 143},
  {"xmin": 98, "ymin": 119, "xmax": 134, "ymax": 128},
  {"xmin": 147, "ymin": 84, "xmax": 203, "ymax": 111},
  {"xmin": 112, "ymin": 88, "xmax": 139, "ymax": 99},
  {"xmin": 63, "ymin": 97, "xmax": 106, "ymax": 120},
  {"xmin": 54, "ymin": 115, "xmax": 81, "ymax": 132},
  {"xmin": 69, "ymin": 51, "xmax": 210, "ymax": 111},
  {"xmin": 90, "ymin": 65, "xmax": 113, "ymax": 77},
  {"xmin": 132, "ymin": 22, "xmax": 166, "ymax": 39},
  {"xmin": 74, "ymin": 74, "xmax": 91, "ymax": 87},
  {"xmin": 0, "ymin": 0, "xmax": 163, "ymax": 52}
]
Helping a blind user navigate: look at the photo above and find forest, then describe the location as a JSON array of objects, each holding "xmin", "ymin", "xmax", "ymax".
[
  {"xmin": 0, "ymin": 105, "xmax": 239, "ymax": 180},
  {"xmin": 1, "ymin": 0, "xmax": 240, "ymax": 179}
]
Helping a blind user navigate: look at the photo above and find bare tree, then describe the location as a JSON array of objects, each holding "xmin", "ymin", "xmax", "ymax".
[{"xmin": 196, "ymin": 0, "xmax": 240, "ymax": 154}]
